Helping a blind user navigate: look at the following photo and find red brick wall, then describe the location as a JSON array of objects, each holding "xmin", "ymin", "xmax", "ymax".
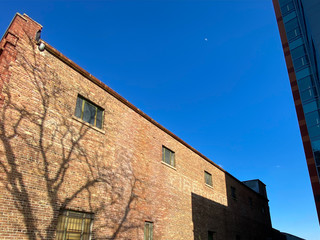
[{"xmin": 0, "ymin": 14, "xmax": 275, "ymax": 240}]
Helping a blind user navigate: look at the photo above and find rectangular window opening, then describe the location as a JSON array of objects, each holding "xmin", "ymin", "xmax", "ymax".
[
  {"xmin": 231, "ymin": 186, "xmax": 237, "ymax": 200},
  {"xmin": 55, "ymin": 209, "xmax": 94, "ymax": 240},
  {"xmin": 204, "ymin": 171, "xmax": 213, "ymax": 187},
  {"xmin": 162, "ymin": 146, "xmax": 175, "ymax": 167},
  {"xmin": 75, "ymin": 95, "xmax": 104, "ymax": 129},
  {"xmin": 144, "ymin": 221, "xmax": 153, "ymax": 240}
]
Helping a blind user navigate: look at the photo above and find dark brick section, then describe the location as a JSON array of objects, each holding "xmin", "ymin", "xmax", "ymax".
[{"xmin": 0, "ymin": 13, "xmax": 287, "ymax": 239}]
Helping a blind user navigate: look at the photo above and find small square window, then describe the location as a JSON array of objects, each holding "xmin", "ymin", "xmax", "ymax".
[
  {"xmin": 162, "ymin": 146, "xmax": 175, "ymax": 167},
  {"xmin": 144, "ymin": 221, "xmax": 153, "ymax": 240},
  {"xmin": 55, "ymin": 209, "xmax": 94, "ymax": 240},
  {"xmin": 75, "ymin": 95, "xmax": 104, "ymax": 129},
  {"xmin": 204, "ymin": 171, "xmax": 213, "ymax": 187},
  {"xmin": 231, "ymin": 186, "xmax": 237, "ymax": 200}
]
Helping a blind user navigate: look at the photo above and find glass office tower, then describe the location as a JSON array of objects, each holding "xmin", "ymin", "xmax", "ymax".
[{"xmin": 273, "ymin": 0, "xmax": 320, "ymax": 223}]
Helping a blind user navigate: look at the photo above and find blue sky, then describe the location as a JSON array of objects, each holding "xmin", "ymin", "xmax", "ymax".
[{"xmin": 1, "ymin": 0, "xmax": 319, "ymax": 239}]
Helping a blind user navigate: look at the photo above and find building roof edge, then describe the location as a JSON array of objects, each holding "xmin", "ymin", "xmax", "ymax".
[{"xmin": 38, "ymin": 38, "xmax": 267, "ymax": 200}]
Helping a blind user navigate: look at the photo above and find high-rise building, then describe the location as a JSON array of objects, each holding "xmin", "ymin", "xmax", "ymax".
[{"xmin": 273, "ymin": 0, "xmax": 320, "ymax": 222}]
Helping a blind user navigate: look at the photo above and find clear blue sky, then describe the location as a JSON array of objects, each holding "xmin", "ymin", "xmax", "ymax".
[{"xmin": 1, "ymin": 0, "xmax": 319, "ymax": 239}]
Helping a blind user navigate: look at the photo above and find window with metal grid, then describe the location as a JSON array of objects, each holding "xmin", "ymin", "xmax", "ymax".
[
  {"xmin": 144, "ymin": 222, "xmax": 153, "ymax": 240},
  {"xmin": 162, "ymin": 146, "xmax": 175, "ymax": 167},
  {"xmin": 75, "ymin": 95, "xmax": 104, "ymax": 129},
  {"xmin": 55, "ymin": 210, "xmax": 94, "ymax": 240},
  {"xmin": 204, "ymin": 171, "xmax": 213, "ymax": 187}
]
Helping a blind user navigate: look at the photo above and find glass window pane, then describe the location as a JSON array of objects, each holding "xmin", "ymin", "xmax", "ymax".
[
  {"xmin": 284, "ymin": 18, "xmax": 298, "ymax": 33},
  {"xmin": 297, "ymin": 76, "xmax": 312, "ymax": 91},
  {"xmin": 145, "ymin": 227, "xmax": 149, "ymax": 240},
  {"xmin": 170, "ymin": 152, "xmax": 175, "ymax": 166},
  {"xmin": 289, "ymin": 37, "xmax": 303, "ymax": 49},
  {"xmin": 312, "ymin": 140, "xmax": 320, "ymax": 152},
  {"xmin": 205, "ymin": 171, "xmax": 212, "ymax": 186},
  {"xmin": 308, "ymin": 124, "xmax": 320, "ymax": 138},
  {"xmin": 56, "ymin": 210, "xmax": 93, "ymax": 240},
  {"xmin": 164, "ymin": 148, "xmax": 171, "ymax": 165},
  {"xmin": 75, "ymin": 96, "xmax": 83, "ymax": 118},
  {"xmin": 96, "ymin": 108, "xmax": 103, "ymax": 129},
  {"xmin": 302, "ymin": 101, "xmax": 317, "ymax": 114},
  {"xmin": 279, "ymin": 0, "xmax": 292, "ymax": 7},
  {"xmin": 295, "ymin": 67, "xmax": 311, "ymax": 80},
  {"xmin": 74, "ymin": 96, "xmax": 104, "ymax": 128},
  {"xmin": 144, "ymin": 222, "xmax": 153, "ymax": 240},
  {"xmin": 283, "ymin": 11, "xmax": 296, "ymax": 23},
  {"xmin": 293, "ymin": 56, "xmax": 309, "ymax": 70},
  {"xmin": 287, "ymin": 28, "xmax": 301, "ymax": 41},
  {"xmin": 291, "ymin": 45, "xmax": 306, "ymax": 59},
  {"xmin": 305, "ymin": 110, "xmax": 320, "ymax": 127},
  {"xmin": 300, "ymin": 87, "xmax": 314, "ymax": 102},
  {"xmin": 162, "ymin": 147, "xmax": 175, "ymax": 167},
  {"xmin": 83, "ymin": 101, "xmax": 96, "ymax": 125}
]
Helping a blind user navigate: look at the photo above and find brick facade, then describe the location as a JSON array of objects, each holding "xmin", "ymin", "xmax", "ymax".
[{"xmin": 0, "ymin": 13, "xmax": 284, "ymax": 240}]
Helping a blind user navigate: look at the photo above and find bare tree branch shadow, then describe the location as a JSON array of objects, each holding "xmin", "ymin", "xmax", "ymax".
[{"xmin": 0, "ymin": 30, "xmax": 149, "ymax": 240}]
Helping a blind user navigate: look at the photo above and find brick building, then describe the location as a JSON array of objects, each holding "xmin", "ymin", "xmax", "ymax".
[{"xmin": 0, "ymin": 13, "xmax": 286, "ymax": 240}]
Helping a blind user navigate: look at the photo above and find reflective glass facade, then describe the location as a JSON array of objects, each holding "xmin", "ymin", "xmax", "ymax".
[{"xmin": 274, "ymin": 0, "xmax": 320, "ymax": 222}]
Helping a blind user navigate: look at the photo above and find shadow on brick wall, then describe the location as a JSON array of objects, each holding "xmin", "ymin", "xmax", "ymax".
[
  {"xmin": 0, "ymin": 29, "xmax": 148, "ymax": 239},
  {"xmin": 192, "ymin": 174, "xmax": 286, "ymax": 240}
]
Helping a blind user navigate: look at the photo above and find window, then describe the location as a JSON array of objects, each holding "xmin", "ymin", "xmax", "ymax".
[
  {"xmin": 162, "ymin": 146, "xmax": 175, "ymax": 167},
  {"xmin": 231, "ymin": 186, "xmax": 237, "ymax": 200},
  {"xmin": 55, "ymin": 210, "xmax": 93, "ymax": 240},
  {"xmin": 284, "ymin": 18, "xmax": 302, "ymax": 42},
  {"xmin": 75, "ymin": 95, "xmax": 103, "ymax": 129},
  {"xmin": 291, "ymin": 45, "xmax": 306, "ymax": 59},
  {"xmin": 208, "ymin": 231, "xmax": 216, "ymax": 240},
  {"xmin": 293, "ymin": 55, "xmax": 309, "ymax": 70},
  {"xmin": 297, "ymin": 75, "xmax": 313, "ymax": 91},
  {"xmin": 280, "ymin": 1, "xmax": 295, "ymax": 16},
  {"xmin": 204, "ymin": 171, "xmax": 213, "ymax": 187},
  {"xmin": 300, "ymin": 87, "xmax": 315, "ymax": 102},
  {"xmin": 144, "ymin": 222, "xmax": 153, "ymax": 240}
]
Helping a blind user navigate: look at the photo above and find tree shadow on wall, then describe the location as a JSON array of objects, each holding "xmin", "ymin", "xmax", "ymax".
[{"xmin": 0, "ymin": 33, "xmax": 148, "ymax": 240}]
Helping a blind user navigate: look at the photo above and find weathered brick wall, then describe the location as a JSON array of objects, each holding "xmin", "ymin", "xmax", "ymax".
[{"xmin": 0, "ymin": 14, "xmax": 274, "ymax": 240}]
